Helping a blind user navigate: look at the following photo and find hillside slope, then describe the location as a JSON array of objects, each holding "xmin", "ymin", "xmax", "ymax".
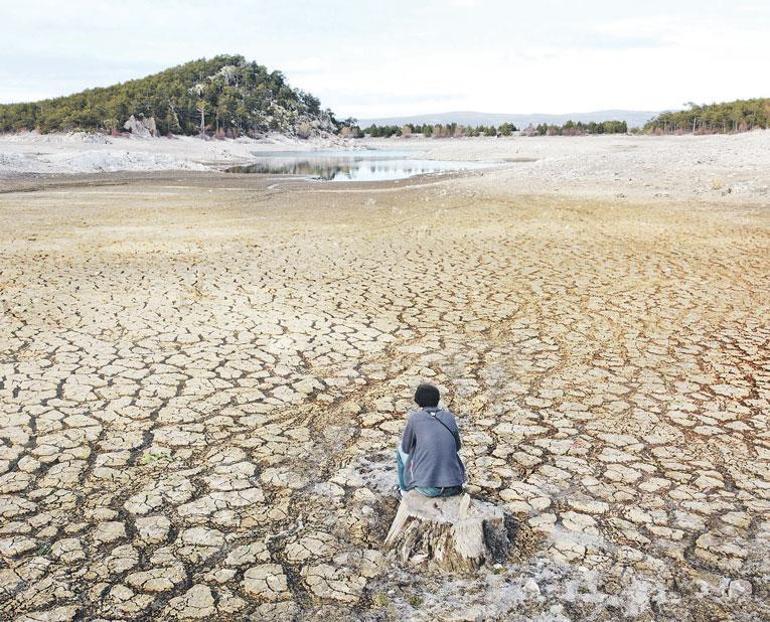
[
  {"xmin": 645, "ymin": 98, "xmax": 770, "ymax": 133},
  {"xmin": 0, "ymin": 55, "xmax": 336, "ymax": 138}
]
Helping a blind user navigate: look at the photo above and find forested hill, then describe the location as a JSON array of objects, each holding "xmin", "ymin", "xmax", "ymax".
[
  {"xmin": 0, "ymin": 55, "xmax": 337, "ymax": 137},
  {"xmin": 645, "ymin": 98, "xmax": 770, "ymax": 134}
]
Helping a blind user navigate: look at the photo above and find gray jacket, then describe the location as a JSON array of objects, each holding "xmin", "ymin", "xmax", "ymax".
[{"xmin": 401, "ymin": 407, "xmax": 465, "ymax": 488}]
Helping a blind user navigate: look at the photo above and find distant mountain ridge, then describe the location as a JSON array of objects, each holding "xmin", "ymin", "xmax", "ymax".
[{"xmin": 359, "ymin": 110, "xmax": 660, "ymax": 129}]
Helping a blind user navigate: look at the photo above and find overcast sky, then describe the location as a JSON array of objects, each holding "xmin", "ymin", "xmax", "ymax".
[{"xmin": 3, "ymin": 0, "xmax": 769, "ymax": 118}]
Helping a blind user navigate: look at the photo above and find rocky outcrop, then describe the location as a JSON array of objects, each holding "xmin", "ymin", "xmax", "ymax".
[{"xmin": 123, "ymin": 115, "xmax": 157, "ymax": 138}]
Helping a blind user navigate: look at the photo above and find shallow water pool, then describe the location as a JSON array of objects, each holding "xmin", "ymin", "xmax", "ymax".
[{"xmin": 224, "ymin": 150, "xmax": 497, "ymax": 181}]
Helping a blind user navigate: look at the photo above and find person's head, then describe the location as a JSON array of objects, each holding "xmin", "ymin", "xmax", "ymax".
[{"xmin": 414, "ymin": 383, "xmax": 440, "ymax": 408}]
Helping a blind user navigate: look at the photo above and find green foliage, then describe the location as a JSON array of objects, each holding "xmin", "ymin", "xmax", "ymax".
[
  {"xmin": 36, "ymin": 542, "xmax": 52, "ymax": 556},
  {"xmin": 529, "ymin": 120, "xmax": 628, "ymax": 136},
  {"xmin": 363, "ymin": 124, "xmax": 402, "ymax": 137},
  {"xmin": 371, "ymin": 592, "xmax": 390, "ymax": 607},
  {"xmin": 337, "ymin": 117, "xmax": 363, "ymax": 138},
  {"xmin": 0, "ymin": 55, "xmax": 336, "ymax": 137},
  {"xmin": 362, "ymin": 121, "xmax": 519, "ymax": 138},
  {"xmin": 140, "ymin": 451, "xmax": 172, "ymax": 465},
  {"xmin": 360, "ymin": 119, "xmax": 628, "ymax": 138},
  {"xmin": 644, "ymin": 99, "xmax": 770, "ymax": 134},
  {"xmin": 408, "ymin": 595, "xmax": 423, "ymax": 608}
]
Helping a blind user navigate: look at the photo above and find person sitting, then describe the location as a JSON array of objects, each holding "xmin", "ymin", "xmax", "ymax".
[{"xmin": 396, "ymin": 383, "xmax": 465, "ymax": 497}]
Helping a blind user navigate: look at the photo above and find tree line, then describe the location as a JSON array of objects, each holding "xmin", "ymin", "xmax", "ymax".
[
  {"xmin": 348, "ymin": 122, "xmax": 519, "ymax": 138},
  {"xmin": 4, "ymin": 65, "xmax": 768, "ymax": 140},
  {"xmin": 345, "ymin": 101, "xmax": 770, "ymax": 138},
  {"xmin": 525, "ymin": 120, "xmax": 628, "ymax": 136},
  {"xmin": 644, "ymin": 99, "xmax": 770, "ymax": 134},
  {"xmin": 0, "ymin": 55, "xmax": 336, "ymax": 137},
  {"xmin": 353, "ymin": 120, "xmax": 630, "ymax": 137}
]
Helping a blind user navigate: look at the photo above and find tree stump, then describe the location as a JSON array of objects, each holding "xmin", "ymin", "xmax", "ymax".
[{"xmin": 384, "ymin": 491, "xmax": 515, "ymax": 572}]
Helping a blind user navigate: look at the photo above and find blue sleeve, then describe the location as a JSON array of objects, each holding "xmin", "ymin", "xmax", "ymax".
[
  {"xmin": 401, "ymin": 415, "xmax": 416, "ymax": 454},
  {"xmin": 452, "ymin": 416, "xmax": 461, "ymax": 451}
]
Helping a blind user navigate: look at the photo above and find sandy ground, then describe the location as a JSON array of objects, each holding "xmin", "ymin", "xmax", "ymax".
[
  {"xmin": 0, "ymin": 149, "xmax": 769, "ymax": 620},
  {"xmin": 371, "ymin": 132, "xmax": 770, "ymax": 205}
]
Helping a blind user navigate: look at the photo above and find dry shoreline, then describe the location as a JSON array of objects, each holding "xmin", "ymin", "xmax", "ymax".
[{"xmin": 2, "ymin": 131, "xmax": 770, "ymax": 207}]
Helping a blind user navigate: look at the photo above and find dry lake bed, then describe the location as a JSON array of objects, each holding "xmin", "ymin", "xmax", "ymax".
[{"xmin": 1, "ymin": 161, "xmax": 769, "ymax": 620}]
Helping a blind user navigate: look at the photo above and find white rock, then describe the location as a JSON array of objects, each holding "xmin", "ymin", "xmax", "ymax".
[{"xmin": 728, "ymin": 579, "xmax": 752, "ymax": 598}]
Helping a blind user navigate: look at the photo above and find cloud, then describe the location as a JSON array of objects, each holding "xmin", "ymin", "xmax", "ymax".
[{"xmin": 2, "ymin": 1, "xmax": 769, "ymax": 115}]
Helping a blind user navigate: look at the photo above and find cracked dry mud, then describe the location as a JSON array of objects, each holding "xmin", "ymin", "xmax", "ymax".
[{"xmin": 1, "ymin": 172, "xmax": 769, "ymax": 621}]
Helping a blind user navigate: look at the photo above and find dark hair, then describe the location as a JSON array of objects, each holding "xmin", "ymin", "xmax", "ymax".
[{"xmin": 414, "ymin": 383, "xmax": 440, "ymax": 408}]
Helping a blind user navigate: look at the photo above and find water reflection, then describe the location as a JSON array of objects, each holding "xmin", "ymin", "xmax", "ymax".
[{"xmin": 224, "ymin": 151, "xmax": 495, "ymax": 181}]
